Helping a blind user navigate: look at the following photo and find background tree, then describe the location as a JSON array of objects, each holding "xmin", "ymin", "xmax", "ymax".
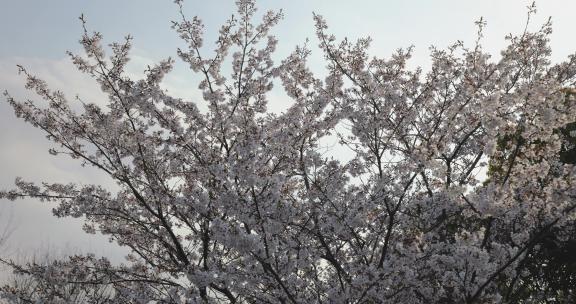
[
  {"xmin": 486, "ymin": 89, "xmax": 576, "ymax": 302},
  {"xmin": 1, "ymin": 1, "xmax": 576, "ymax": 303}
]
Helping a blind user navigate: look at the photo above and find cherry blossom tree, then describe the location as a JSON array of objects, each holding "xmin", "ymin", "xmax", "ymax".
[
  {"xmin": 2, "ymin": 1, "xmax": 576, "ymax": 303},
  {"xmin": 484, "ymin": 89, "xmax": 576, "ymax": 302}
]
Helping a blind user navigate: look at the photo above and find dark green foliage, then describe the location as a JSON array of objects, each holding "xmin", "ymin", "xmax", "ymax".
[{"xmin": 559, "ymin": 122, "xmax": 576, "ymax": 165}]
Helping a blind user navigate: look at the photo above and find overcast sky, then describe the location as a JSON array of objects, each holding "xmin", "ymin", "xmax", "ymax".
[{"xmin": 1, "ymin": 0, "xmax": 576, "ymax": 280}]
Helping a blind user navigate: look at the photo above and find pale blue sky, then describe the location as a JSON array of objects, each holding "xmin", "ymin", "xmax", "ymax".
[
  {"xmin": 3, "ymin": 1, "xmax": 576, "ymax": 62},
  {"xmin": 1, "ymin": 0, "xmax": 576, "ymax": 279}
]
